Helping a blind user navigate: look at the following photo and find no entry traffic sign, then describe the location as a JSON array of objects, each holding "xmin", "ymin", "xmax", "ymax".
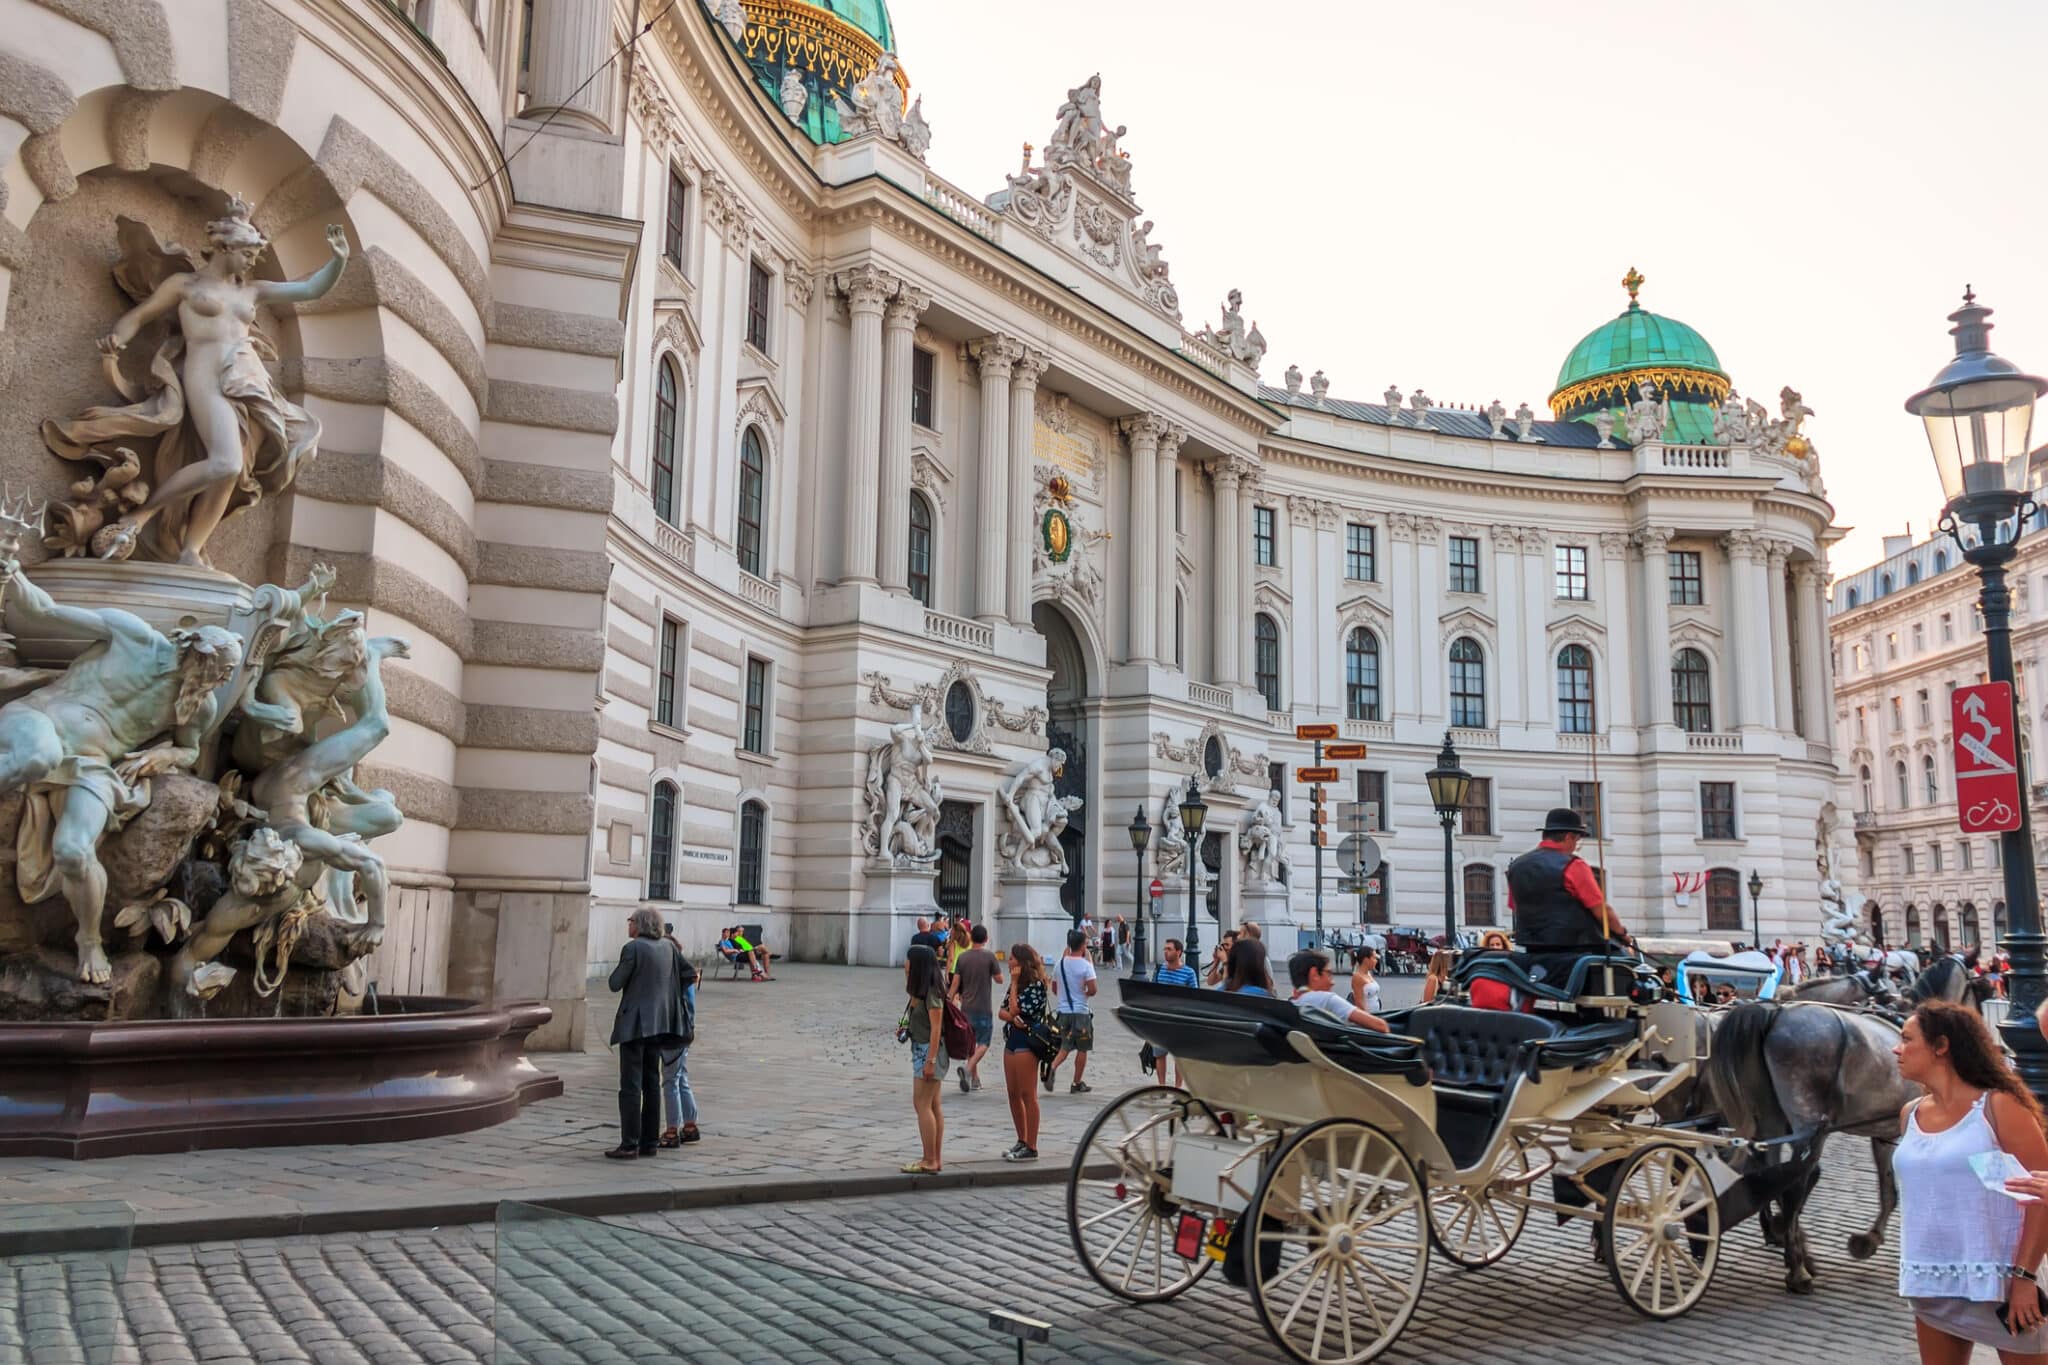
[
  {"xmin": 1952, "ymin": 681, "xmax": 2023, "ymax": 834},
  {"xmin": 1149, "ymin": 878, "xmax": 1164, "ymax": 899}
]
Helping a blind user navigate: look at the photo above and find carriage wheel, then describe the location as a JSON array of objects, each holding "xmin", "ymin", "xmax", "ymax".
[
  {"xmin": 1246, "ymin": 1118, "xmax": 1429, "ymax": 1365},
  {"xmin": 1065, "ymin": 1085, "xmax": 1228, "ymax": 1302},
  {"xmin": 1600, "ymin": 1143, "xmax": 1721, "ymax": 1319},
  {"xmin": 1425, "ymin": 1132, "xmax": 1531, "ymax": 1269}
]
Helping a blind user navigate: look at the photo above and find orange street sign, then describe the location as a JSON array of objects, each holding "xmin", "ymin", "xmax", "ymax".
[
  {"xmin": 1295, "ymin": 766, "xmax": 1340, "ymax": 784},
  {"xmin": 1294, "ymin": 723, "xmax": 1340, "ymax": 741},
  {"xmin": 1323, "ymin": 743, "xmax": 1369, "ymax": 760}
]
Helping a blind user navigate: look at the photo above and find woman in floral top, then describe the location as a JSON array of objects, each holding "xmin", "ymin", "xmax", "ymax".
[{"xmin": 999, "ymin": 944, "xmax": 1051, "ymax": 1161}]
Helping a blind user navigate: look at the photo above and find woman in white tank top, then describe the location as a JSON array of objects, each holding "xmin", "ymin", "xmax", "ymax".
[{"xmin": 1894, "ymin": 1001, "xmax": 2048, "ymax": 1362}]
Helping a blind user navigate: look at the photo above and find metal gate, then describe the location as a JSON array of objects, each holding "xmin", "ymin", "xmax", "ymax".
[{"xmin": 936, "ymin": 800, "xmax": 974, "ymax": 921}]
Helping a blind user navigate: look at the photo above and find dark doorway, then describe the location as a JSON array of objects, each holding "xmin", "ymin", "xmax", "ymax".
[
  {"xmin": 1203, "ymin": 830, "xmax": 1224, "ymax": 921},
  {"xmin": 1365, "ymin": 861, "xmax": 1390, "ymax": 924},
  {"xmin": 1034, "ymin": 603, "xmax": 1091, "ymax": 926},
  {"xmin": 1871, "ymin": 905, "xmax": 1886, "ymax": 948},
  {"xmin": 936, "ymin": 799, "xmax": 975, "ymax": 921}
]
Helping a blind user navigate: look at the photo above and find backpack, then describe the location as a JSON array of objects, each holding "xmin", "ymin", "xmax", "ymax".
[{"xmin": 939, "ymin": 994, "xmax": 975, "ymax": 1061}]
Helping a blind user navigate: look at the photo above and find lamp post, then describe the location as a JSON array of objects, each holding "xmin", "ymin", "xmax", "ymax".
[
  {"xmin": 1127, "ymin": 805, "xmax": 1152, "ymax": 979},
  {"xmin": 1424, "ymin": 732, "xmax": 1472, "ymax": 950},
  {"xmin": 1179, "ymin": 779, "xmax": 1208, "ymax": 971},
  {"xmin": 1747, "ymin": 869, "xmax": 1764, "ymax": 953},
  {"xmin": 1908, "ymin": 288, "xmax": 2048, "ymax": 1098}
]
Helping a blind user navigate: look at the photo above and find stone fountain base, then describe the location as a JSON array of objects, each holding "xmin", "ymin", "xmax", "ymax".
[{"xmin": 0, "ymin": 997, "xmax": 560, "ymax": 1159}]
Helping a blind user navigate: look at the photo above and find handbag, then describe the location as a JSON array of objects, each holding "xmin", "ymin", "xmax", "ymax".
[{"xmin": 1007, "ymin": 978, "xmax": 1060, "ymax": 1061}]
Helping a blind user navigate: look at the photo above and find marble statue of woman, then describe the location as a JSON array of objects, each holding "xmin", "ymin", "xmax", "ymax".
[{"xmin": 41, "ymin": 196, "xmax": 350, "ymax": 568}]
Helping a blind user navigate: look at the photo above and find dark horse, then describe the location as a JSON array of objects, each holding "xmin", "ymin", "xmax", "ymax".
[
  {"xmin": 1789, "ymin": 953, "xmax": 1995, "ymax": 1015},
  {"xmin": 1700, "ymin": 1001, "xmax": 1916, "ymax": 1293}
]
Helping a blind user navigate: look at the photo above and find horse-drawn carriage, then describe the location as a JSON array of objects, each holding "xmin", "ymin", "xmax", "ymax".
[{"xmin": 1068, "ymin": 953, "xmax": 1819, "ymax": 1365}]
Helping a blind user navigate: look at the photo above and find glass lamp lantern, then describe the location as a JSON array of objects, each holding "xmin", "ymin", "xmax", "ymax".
[
  {"xmin": 1425, "ymin": 732, "xmax": 1471, "ymax": 821},
  {"xmin": 1178, "ymin": 780, "xmax": 1207, "ymax": 838},
  {"xmin": 1907, "ymin": 291, "xmax": 2046, "ymax": 551},
  {"xmin": 1128, "ymin": 806, "xmax": 1151, "ymax": 853}
]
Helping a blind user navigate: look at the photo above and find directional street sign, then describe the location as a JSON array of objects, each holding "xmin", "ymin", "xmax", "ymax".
[
  {"xmin": 1337, "ymin": 834, "xmax": 1383, "ymax": 876},
  {"xmin": 1953, "ymin": 682, "xmax": 2023, "ymax": 834},
  {"xmin": 1296, "ymin": 766, "xmax": 1340, "ymax": 784},
  {"xmin": 1294, "ymin": 723, "xmax": 1340, "ymax": 741},
  {"xmin": 1323, "ymin": 743, "xmax": 1369, "ymax": 761}
]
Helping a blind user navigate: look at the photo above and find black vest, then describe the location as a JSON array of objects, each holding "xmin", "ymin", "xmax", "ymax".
[{"xmin": 1507, "ymin": 846, "xmax": 1605, "ymax": 950}]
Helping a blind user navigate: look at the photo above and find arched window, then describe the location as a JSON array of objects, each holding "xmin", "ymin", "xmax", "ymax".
[
  {"xmin": 1923, "ymin": 754, "xmax": 1940, "ymax": 803},
  {"xmin": 1934, "ymin": 550, "xmax": 1949, "ymax": 573},
  {"xmin": 1996, "ymin": 900, "xmax": 2009, "ymax": 942},
  {"xmin": 1880, "ymin": 572, "xmax": 1893, "ymax": 595},
  {"xmin": 1961, "ymin": 902, "xmax": 1980, "ymax": 950},
  {"xmin": 1895, "ymin": 760, "xmax": 1911, "ymax": 808},
  {"xmin": 1860, "ymin": 764, "xmax": 1873, "ymax": 811},
  {"xmin": 1671, "ymin": 649, "xmax": 1712, "ymax": 733},
  {"xmin": 1448, "ymin": 637, "xmax": 1486, "ymax": 728},
  {"xmin": 1462, "ymin": 864, "xmax": 1495, "ymax": 926},
  {"xmin": 1705, "ymin": 868, "xmax": 1743, "ymax": 931},
  {"xmin": 648, "ymin": 780, "xmax": 678, "ymax": 900},
  {"xmin": 1557, "ymin": 644, "xmax": 1594, "ymax": 734},
  {"xmin": 1847, "ymin": 587, "xmax": 1860, "ymax": 607},
  {"xmin": 737, "ymin": 428, "xmax": 767, "ymax": 577},
  {"xmin": 1907, "ymin": 562, "xmax": 1921, "ymax": 585},
  {"xmin": 652, "ymin": 358, "xmax": 681, "ymax": 524},
  {"xmin": 737, "ymin": 799, "xmax": 766, "ymax": 905},
  {"xmin": 907, "ymin": 491, "xmax": 933, "ymax": 607},
  {"xmin": 1906, "ymin": 904, "xmax": 1923, "ymax": 946},
  {"xmin": 1931, "ymin": 903, "xmax": 1950, "ymax": 952},
  {"xmin": 1345, "ymin": 628, "xmax": 1381, "ymax": 721},
  {"xmin": 1254, "ymin": 613, "xmax": 1282, "ymax": 711}
]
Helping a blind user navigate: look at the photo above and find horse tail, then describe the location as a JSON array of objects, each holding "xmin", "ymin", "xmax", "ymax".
[{"xmin": 1703, "ymin": 1001, "xmax": 1790, "ymax": 1139}]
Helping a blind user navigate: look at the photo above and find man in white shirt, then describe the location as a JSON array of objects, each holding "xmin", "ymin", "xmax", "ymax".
[
  {"xmin": 1048, "ymin": 929, "xmax": 1099, "ymax": 1093},
  {"xmin": 1286, "ymin": 949, "xmax": 1390, "ymax": 1032}
]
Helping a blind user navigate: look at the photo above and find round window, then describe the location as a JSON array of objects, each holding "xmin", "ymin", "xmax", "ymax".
[
  {"xmin": 944, "ymin": 681, "xmax": 976, "ymax": 743},
  {"xmin": 1203, "ymin": 736, "xmax": 1224, "ymax": 779}
]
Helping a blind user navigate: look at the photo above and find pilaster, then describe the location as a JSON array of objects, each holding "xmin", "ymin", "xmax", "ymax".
[
  {"xmin": 1117, "ymin": 414, "xmax": 1168, "ymax": 663},
  {"xmin": 833, "ymin": 265, "xmax": 899, "ymax": 584},
  {"xmin": 876, "ymin": 285, "xmax": 930, "ymax": 594},
  {"xmin": 1007, "ymin": 348, "xmax": 1050, "ymax": 625},
  {"xmin": 967, "ymin": 334, "xmax": 1022, "ymax": 622}
]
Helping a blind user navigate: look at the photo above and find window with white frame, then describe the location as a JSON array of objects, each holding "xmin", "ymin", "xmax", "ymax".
[
  {"xmin": 1554, "ymin": 544, "xmax": 1589, "ymax": 600},
  {"xmin": 1345, "ymin": 524, "xmax": 1376, "ymax": 581},
  {"xmin": 1449, "ymin": 637, "xmax": 1486, "ymax": 728},
  {"xmin": 1700, "ymin": 782, "xmax": 1737, "ymax": 840}
]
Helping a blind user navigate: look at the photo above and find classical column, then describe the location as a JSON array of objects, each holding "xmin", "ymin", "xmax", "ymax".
[
  {"xmin": 1765, "ymin": 540, "xmax": 1797, "ymax": 732},
  {"xmin": 834, "ymin": 266, "xmax": 897, "ymax": 585},
  {"xmin": 1238, "ymin": 466, "xmax": 1262, "ymax": 687},
  {"xmin": 522, "ymin": 0, "xmax": 614, "ymax": 130},
  {"xmin": 1007, "ymin": 348, "xmax": 1049, "ymax": 625},
  {"xmin": 967, "ymin": 335, "xmax": 1021, "ymax": 621},
  {"xmin": 1635, "ymin": 527, "xmax": 1675, "ymax": 726},
  {"xmin": 1210, "ymin": 459, "xmax": 1243, "ymax": 687},
  {"xmin": 1157, "ymin": 426, "xmax": 1186, "ymax": 666},
  {"xmin": 1722, "ymin": 530, "xmax": 1775, "ymax": 731},
  {"xmin": 1119, "ymin": 415, "xmax": 1166, "ymax": 663},
  {"xmin": 1598, "ymin": 532, "xmax": 1635, "ymax": 729},
  {"xmin": 876, "ymin": 286, "xmax": 931, "ymax": 594},
  {"xmin": 1792, "ymin": 560, "xmax": 1829, "ymax": 742}
]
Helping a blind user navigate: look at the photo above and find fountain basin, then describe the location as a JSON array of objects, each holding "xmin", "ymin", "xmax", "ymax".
[{"xmin": 0, "ymin": 997, "xmax": 561, "ymax": 1159}]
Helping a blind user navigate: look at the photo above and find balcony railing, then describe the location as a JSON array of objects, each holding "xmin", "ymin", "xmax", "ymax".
[
  {"xmin": 654, "ymin": 519, "xmax": 694, "ymax": 570},
  {"xmin": 1657, "ymin": 443, "xmax": 1729, "ymax": 470},
  {"xmin": 738, "ymin": 571, "xmax": 779, "ymax": 611},
  {"xmin": 1188, "ymin": 680, "xmax": 1233, "ymax": 711},
  {"xmin": 1855, "ymin": 810, "xmax": 1878, "ymax": 829},
  {"xmin": 923, "ymin": 608, "xmax": 993, "ymax": 654},
  {"xmin": 1343, "ymin": 719, "xmax": 1394, "ymax": 741},
  {"xmin": 1450, "ymin": 727, "xmax": 1499, "ymax": 749},
  {"xmin": 921, "ymin": 174, "xmax": 997, "ymax": 239},
  {"xmin": 1558, "ymin": 732, "xmax": 1611, "ymax": 752},
  {"xmin": 1687, "ymin": 732, "xmax": 1742, "ymax": 752}
]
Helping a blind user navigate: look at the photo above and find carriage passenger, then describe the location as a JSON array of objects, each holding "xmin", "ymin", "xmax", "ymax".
[
  {"xmin": 1467, "ymin": 931, "xmax": 1525, "ymax": 1012},
  {"xmin": 1223, "ymin": 937, "xmax": 1276, "ymax": 996},
  {"xmin": 1287, "ymin": 950, "xmax": 1391, "ymax": 1032}
]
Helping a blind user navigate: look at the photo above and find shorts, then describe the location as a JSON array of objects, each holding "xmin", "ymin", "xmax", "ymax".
[
  {"xmin": 910, "ymin": 1040, "xmax": 949, "ymax": 1079},
  {"xmin": 1004, "ymin": 1026, "xmax": 1038, "ymax": 1055},
  {"xmin": 968, "ymin": 1012, "xmax": 994, "ymax": 1047},
  {"xmin": 1912, "ymin": 1295, "xmax": 2048, "ymax": 1352},
  {"xmin": 1057, "ymin": 1012, "xmax": 1094, "ymax": 1052}
]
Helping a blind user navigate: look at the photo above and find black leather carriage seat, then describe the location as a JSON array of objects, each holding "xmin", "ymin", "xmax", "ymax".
[
  {"xmin": 1114, "ymin": 978, "xmax": 1430, "ymax": 1085},
  {"xmin": 1454, "ymin": 950, "xmax": 1646, "ymax": 1005},
  {"xmin": 1407, "ymin": 1006, "xmax": 1562, "ymax": 1092}
]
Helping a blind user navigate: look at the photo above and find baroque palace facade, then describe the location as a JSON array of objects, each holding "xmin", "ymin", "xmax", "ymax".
[
  {"xmin": 0, "ymin": 0, "xmax": 1844, "ymax": 1041},
  {"xmin": 1829, "ymin": 515, "xmax": 2048, "ymax": 952}
]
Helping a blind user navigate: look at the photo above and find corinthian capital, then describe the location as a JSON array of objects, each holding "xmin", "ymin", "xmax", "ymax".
[
  {"xmin": 884, "ymin": 284, "xmax": 932, "ymax": 328},
  {"xmin": 1721, "ymin": 529, "xmax": 1764, "ymax": 562},
  {"xmin": 1763, "ymin": 536, "xmax": 1793, "ymax": 569},
  {"xmin": 1598, "ymin": 531, "xmax": 1633, "ymax": 557},
  {"xmin": 1012, "ymin": 345, "xmax": 1051, "ymax": 388},
  {"xmin": 1632, "ymin": 525, "xmax": 1673, "ymax": 555},
  {"xmin": 1488, "ymin": 525, "xmax": 1520, "ymax": 550},
  {"xmin": 1158, "ymin": 423, "xmax": 1189, "ymax": 459},
  {"xmin": 1117, "ymin": 413, "xmax": 1170, "ymax": 450},
  {"xmin": 966, "ymin": 333, "xmax": 1024, "ymax": 379},
  {"xmin": 834, "ymin": 263, "xmax": 901, "ymax": 313}
]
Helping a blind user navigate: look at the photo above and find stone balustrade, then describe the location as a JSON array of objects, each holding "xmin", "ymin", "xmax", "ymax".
[
  {"xmin": 922, "ymin": 175, "xmax": 996, "ymax": 239},
  {"xmin": 1342, "ymin": 719, "xmax": 1393, "ymax": 741},
  {"xmin": 923, "ymin": 608, "xmax": 994, "ymax": 654},
  {"xmin": 738, "ymin": 571, "xmax": 780, "ymax": 611},
  {"xmin": 1687, "ymin": 732, "xmax": 1743, "ymax": 752},
  {"xmin": 1187, "ymin": 680, "xmax": 1233, "ymax": 711},
  {"xmin": 654, "ymin": 519, "xmax": 694, "ymax": 570}
]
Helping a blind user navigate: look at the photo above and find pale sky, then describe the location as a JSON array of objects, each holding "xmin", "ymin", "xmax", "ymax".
[{"xmin": 886, "ymin": 0, "xmax": 2048, "ymax": 578}]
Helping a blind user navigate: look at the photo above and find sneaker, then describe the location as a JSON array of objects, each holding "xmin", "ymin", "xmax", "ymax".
[
  {"xmin": 1042, "ymin": 1068, "xmax": 1055, "ymax": 1093},
  {"xmin": 971, "ymin": 1073, "xmax": 984, "ymax": 1091},
  {"xmin": 957, "ymin": 1065, "xmax": 970, "ymax": 1094},
  {"xmin": 1070, "ymin": 1081, "xmax": 1092, "ymax": 1094},
  {"xmin": 1002, "ymin": 1144, "xmax": 1038, "ymax": 1163},
  {"xmin": 1001, "ymin": 1141, "xmax": 1027, "ymax": 1160}
]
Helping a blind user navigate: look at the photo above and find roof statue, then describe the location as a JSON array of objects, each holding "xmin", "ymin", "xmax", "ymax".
[
  {"xmin": 1409, "ymin": 389, "xmax": 1433, "ymax": 429},
  {"xmin": 1045, "ymin": 74, "xmax": 1132, "ymax": 196},
  {"xmin": 1594, "ymin": 410, "xmax": 1617, "ymax": 449},
  {"xmin": 1513, "ymin": 402, "xmax": 1540, "ymax": 442},
  {"xmin": 1625, "ymin": 381, "xmax": 1669, "ymax": 444},
  {"xmin": 1310, "ymin": 370, "xmax": 1330, "ymax": 405},
  {"xmin": 1193, "ymin": 289, "xmax": 1265, "ymax": 369},
  {"xmin": 1283, "ymin": 364, "xmax": 1302, "ymax": 395},
  {"xmin": 900, "ymin": 96, "xmax": 932, "ymax": 159},
  {"xmin": 779, "ymin": 68, "xmax": 808, "ymax": 121},
  {"xmin": 1712, "ymin": 389, "xmax": 1751, "ymax": 443},
  {"xmin": 1384, "ymin": 385, "xmax": 1402, "ymax": 416},
  {"xmin": 714, "ymin": 0, "xmax": 744, "ymax": 42},
  {"xmin": 1486, "ymin": 399, "xmax": 1508, "ymax": 439},
  {"xmin": 834, "ymin": 51, "xmax": 929, "ymax": 161}
]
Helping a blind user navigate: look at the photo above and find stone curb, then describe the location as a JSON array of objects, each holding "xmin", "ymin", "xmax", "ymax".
[{"xmin": 114, "ymin": 1161, "xmax": 1079, "ymax": 1248}]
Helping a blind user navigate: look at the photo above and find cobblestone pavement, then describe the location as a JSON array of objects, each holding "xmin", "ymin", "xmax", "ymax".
[
  {"xmin": 7, "ymin": 1150, "xmax": 1926, "ymax": 1364},
  {"xmin": 1, "ymin": 961, "xmax": 1223, "ymax": 1238}
]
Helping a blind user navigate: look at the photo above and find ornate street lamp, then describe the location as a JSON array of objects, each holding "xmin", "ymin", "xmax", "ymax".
[
  {"xmin": 1424, "ymin": 732, "xmax": 1472, "ymax": 950},
  {"xmin": 1747, "ymin": 869, "xmax": 1764, "ymax": 953},
  {"xmin": 1179, "ymin": 779, "xmax": 1208, "ymax": 970},
  {"xmin": 1127, "ymin": 805, "xmax": 1152, "ymax": 979},
  {"xmin": 1909, "ymin": 288, "xmax": 2048, "ymax": 1097}
]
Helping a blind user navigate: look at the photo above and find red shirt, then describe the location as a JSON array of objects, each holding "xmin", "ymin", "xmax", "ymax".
[{"xmin": 1504, "ymin": 839, "xmax": 1607, "ymax": 914}]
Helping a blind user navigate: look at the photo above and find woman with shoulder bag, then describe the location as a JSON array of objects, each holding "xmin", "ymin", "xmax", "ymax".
[
  {"xmin": 903, "ymin": 943, "xmax": 949, "ymax": 1174},
  {"xmin": 1895, "ymin": 1000, "xmax": 2048, "ymax": 1362},
  {"xmin": 998, "ymin": 943, "xmax": 1051, "ymax": 1162},
  {"xmin": 658, "ymin": 924, "xmax": 700, "ymax": 1148}
]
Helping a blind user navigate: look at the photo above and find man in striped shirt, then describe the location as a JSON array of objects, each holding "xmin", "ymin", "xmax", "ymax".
[{"xmin": 1147, "ymin": 938, "xmax": 1199, "ymax": 1087}]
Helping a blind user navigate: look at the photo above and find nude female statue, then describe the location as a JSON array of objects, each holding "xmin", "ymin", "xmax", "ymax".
[{"xmin": 42, "ymin": 195, "xmax": 349, "ymax": 567}]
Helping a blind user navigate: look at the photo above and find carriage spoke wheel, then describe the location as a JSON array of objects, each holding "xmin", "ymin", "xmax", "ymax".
[
  {"xmin": 1426, "ymin": 1132, "xmax": 1531, "ymax": 1269},
  {"xmin": 1065, "ymin": 1085, "xmax": 1227, "ymax": 1302},
  {"xmin": 1601, "ymin": 1143, "xmax": 1721, "ymax": 1319},
  {"xmin": 1246, "ymin": 1118, "xmax": 1428, "ymax": 1365}
]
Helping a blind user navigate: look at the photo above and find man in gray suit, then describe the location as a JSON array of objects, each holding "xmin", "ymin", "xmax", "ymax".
[{"xmin": 607, "ymin": 908, "xmax": 688, "ymax": 1158}]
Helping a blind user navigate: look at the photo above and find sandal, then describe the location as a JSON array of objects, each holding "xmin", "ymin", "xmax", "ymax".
[
  {"xmin": 658, "ymin": 1127, "xmax": 681, "ymax": 1149},
  {"xmin": 900, "ymin": 1161, "xmax": 937, "ymax": 1174}
]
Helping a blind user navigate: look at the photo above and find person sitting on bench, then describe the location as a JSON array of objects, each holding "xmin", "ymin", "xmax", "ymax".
[
  {"xmin": 719, "ymin": 927, "xmax": 774, "ymax": 980},
  {"xmin": 1287, "ymin": 949, "xmax": 1390, "ymax": 1032}
]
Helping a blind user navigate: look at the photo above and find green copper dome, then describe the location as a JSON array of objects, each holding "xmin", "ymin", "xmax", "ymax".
[
  {"xmin": 726, "ymin": 0, "xmax": 906, "ymax": 146},
  {"xmin": 796, "ymin": 0, "xmax": 894, "ymax": 49},
  {"xmin": 1549, "ymin": 269, "xmax": 1733, "ymax": 440}
]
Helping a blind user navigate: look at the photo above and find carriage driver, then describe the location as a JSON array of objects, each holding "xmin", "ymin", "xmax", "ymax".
[{"xmin": 1506, "ymin": 808, "xmax": 1633, "ymax": 979}]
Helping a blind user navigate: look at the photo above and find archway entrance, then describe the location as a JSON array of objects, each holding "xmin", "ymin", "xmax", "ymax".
[
  {"xmin": 1870, "ymin": 904, "xmax": 1886, "ymax": 948},
  {"xmin": 1033, "ymin": 604, "xmax": 1091, "ymax": 925},
  {"xmin": 936, "ymin": 799, "xmax": 976, "ymax": 921}
]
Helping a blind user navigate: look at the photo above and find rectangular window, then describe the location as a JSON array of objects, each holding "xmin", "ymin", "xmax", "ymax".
[
  {"xmin": 1942, "ymin": 612, "xmax": 1954, "ymax": 642},
  {"xmin": 1854, "ymin": 706, "xmax": 1866, "ymax": 740},
  {"xmin": 662, "ymin": 166, "xmax": 689, "ymax": 269},
  {"xmin": 1890, "ymin": 696, "xmax": 1903, "ymax": 728},
  {"xmin": 1268, "ymin": 761, "xmax": 1287, "ymax": 824},
  {"xmin": 656, "ymin": 617, "xmax": 682, "ymax": 729},
  {"xmin": 1253, "ymin": 506, "xmax": 1276, "ymax": 566},
  {"xmin": 1904, "ymin": 845, "xmax": 1916, "ymax": 874},
  {"xmin": 1993, "ymin": 841, "xmax": 2003, "ymax": 869},
  {"xmin": 1700, "ymin": 781, "xmax": 1737, "ymax": 840},
  {"xmin": 1917, "ymin": 689, "xmax": 1931, "ymax": 724},
  {"xmin": 648, "ymin": 783, "xmax": 675, "ymax": 901},
  {"xmin": 1912, "ymin": 623, "xmax": 1925, "ymax": 652},
  {"xmin": 1448, "ymin": 535, "xmax": 1480, "ymax": 593},
  {"xmin": 1706, "ymin": 870, "xmax": 1743, "ymax": 932},
  {"xmin": 745, "ymin": 259, "xmax": 772, "ymax": 351},
  {"xmin": 1568, "ymin": 781, "xmax": 1602, "ymax": 841},
  {"xmin": 1358, "ymin": 769, "xmax": 1389, "ymax": 831},
  {"xmin": 1462, "ymin": 864, "xmax": 1496, "ymax": 927},
  {"xmin": 1962, "ymin": 841, "xmax": 1974, "ymax": 871},
  {"xmin": 743, "ymin": 656, "xmax": 768, "ymax": 754},
  {"xmin": 1932, "ymin": 843, "xmax": 1944, "ymax": 872},
  {"xmin": 910, "ymin": 346, "xmax": 936, "ymax": 429},
  {"xmin": 1554, "ymin": 544, "xmax": 1589, "ymax": 600},
  {"xmin": 1668, "ymin": 550, "xmax": 1704, "ymax": 605},
  {"xmin": 1345, "ymin": 523, "xmax": 1376, "ymax": 581},
  {"xmin": 737, "ymin": 801, "xmax": 765, "ymax": 905},
  {"xmin": 1459, "ymin": 777, "xmax": 1492, "ymax": 836}
]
